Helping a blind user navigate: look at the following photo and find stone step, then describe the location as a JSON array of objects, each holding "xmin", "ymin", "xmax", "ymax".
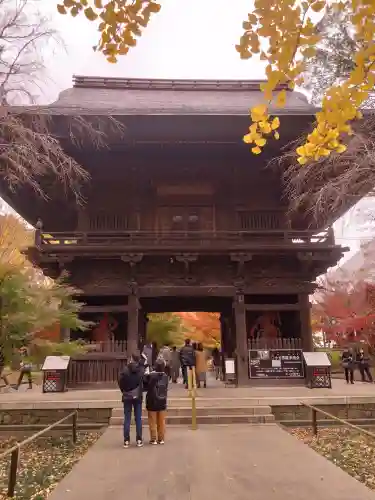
[
  {"xmin": 109, "ymin": 413, "xmax": 275, "ymax": 426},
  {"xmin": 111, "ymin": 405, "xmax": 272, "ymax": 418}
]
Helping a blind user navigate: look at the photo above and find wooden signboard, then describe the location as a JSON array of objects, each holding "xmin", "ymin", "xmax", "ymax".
[{"xmin": 249, "ymin": 349, "xmax": 304, "ymax": 379}]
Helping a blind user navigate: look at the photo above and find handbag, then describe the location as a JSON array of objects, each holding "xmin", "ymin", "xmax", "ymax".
[{"xmin": 122, "ymin": 385, "xmax": 141, "ymax": 402}]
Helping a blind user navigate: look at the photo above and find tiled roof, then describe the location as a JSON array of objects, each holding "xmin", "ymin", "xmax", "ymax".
[{"xmin": 48, "ymin": 75, "xmax": 314, "ymax": 116}]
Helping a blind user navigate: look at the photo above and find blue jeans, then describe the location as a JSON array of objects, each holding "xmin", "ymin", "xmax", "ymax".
[{"xmin": 123, "ymin": 399, "xmax": 142, "ymax": 442}]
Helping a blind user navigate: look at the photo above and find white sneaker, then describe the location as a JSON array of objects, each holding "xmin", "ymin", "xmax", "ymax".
[
  {"xmin": 158, "ymin": 440, "xmax": 165, "ymax": 445},
  {"xmin": 124, "ymin": 441, "xmax": 130, "ymax": 448},
  {"xmin": 136, "ymin": 440, "xmax": 143, "ymax": 447}
]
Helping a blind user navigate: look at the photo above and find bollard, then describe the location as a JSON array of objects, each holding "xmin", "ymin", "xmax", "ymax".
[
  {"xmin": 8, "ymin": 446, "xmax": 19, "ymax": 497},
  {"xmin": 187, "ymin": 367, "xmax": 198, "ymax": 430}
]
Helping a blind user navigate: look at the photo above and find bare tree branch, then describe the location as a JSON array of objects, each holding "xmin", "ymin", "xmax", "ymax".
[
  {"xmin": 269, "ymin": 115, "xmax": 375, "ymax": 227},
  {"xmin": 0, "ymin": 0, "xmax": 125, "ymax": 202}
]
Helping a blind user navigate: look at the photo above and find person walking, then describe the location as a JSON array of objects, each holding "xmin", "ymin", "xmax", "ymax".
[
  {"xmin": 170, "ymin": 346, "xmax": 181, "ymax": 383},
  {"xmin": 212, "ymin": 347, "xmax": 222, "ymax": 380},
  {"xmin": 144, "ymin": 360, "xmax": 169, "ymax": 445},
  {"xmin": 195, "ymin": 343, "xmax": 207, "ymax": 388},
  {"xmin": 0, "ymin": 348, "xmax": 9, "ymax": 388},
  {"xmin": 342, "ymin": 348, "xmax": 355, "ymax": 384},
  {"xmin": 118, "ymin": 354, "xmax": 144, "ymax": 448},
  {"xmin": 16, "ymin": 347, "xmax": 33, "ymax": 390},
  {"xmin": 179, "ymin": 338, "xmax": 196, "ymax": 388},
  {"xmin": 357, "ymin": 348, "xmax": 373, "ymax": 382},
  {"xmin": 158, "ymin": 343, "xmax": 172, "ymax": 379}
]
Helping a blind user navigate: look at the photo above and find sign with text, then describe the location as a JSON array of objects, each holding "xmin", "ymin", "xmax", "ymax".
[{"xmin": 249, "ymin": 349, "xmax": 304, "ymax": 379}]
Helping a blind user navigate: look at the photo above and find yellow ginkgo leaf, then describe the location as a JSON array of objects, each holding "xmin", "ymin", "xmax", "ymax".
[
  {"xmin": 336, "ymin": 144, "xmax": 347, "ymax": 153},
  {"xmin": 252, "ymin": 146, "xmax": 262, "ymax": 155},
  {"xmin": 271, "ymin": 117, "xmax": 280, "ymax": 130},
  {"xmin": 311, "ymin": 1, "xmax": 326, "ymax": 12},
  {"xmin": 84, "ymin": 7, "xmax": 98, "ymax": 20},
  {"xmin": 57, "ymin": 4, "xmax": 67, "ymax": 14},
  {"xmin": 274, "ymin": 131, "xmax": 280, "ymax": 140},
  {"xmin": 255, "ymin": 137, "xmax": 266, "ymax": 147},
  {"xmin": 297, "ymin": 156, "xmax": 308, "ymax": 165}
]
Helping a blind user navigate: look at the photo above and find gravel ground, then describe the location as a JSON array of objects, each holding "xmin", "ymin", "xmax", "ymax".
[
  {"xmin": 0, "ymin": 432, "xmax": 102, "ymax": 500},
  {"xmin": 290, "ymin": 427, "xmax": 375, "ymax": 490}
]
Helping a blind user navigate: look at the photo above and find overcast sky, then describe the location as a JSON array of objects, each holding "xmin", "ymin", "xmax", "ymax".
[{"xmin": 6, "ymin": 0, "xmax": 375, "ymax": 264}]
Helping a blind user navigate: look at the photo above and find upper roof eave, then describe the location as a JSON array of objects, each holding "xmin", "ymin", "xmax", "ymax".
[{"xmin": 8, "ymin": 105, "xmax": 318, "ymax": 117}]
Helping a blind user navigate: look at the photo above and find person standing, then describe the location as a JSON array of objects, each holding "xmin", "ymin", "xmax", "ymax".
[
  {"xmin": 16, "ymin": 347, "xmax": 33, "ymax": 390},
  {"xmin": 357, "ymin": 348, "xmax": 373, "ymax": 382},
  {"xmin": 212, "ymin": 347, "xmax": 222, "ymax": 380},
  {"xmin": 144, "ymin": 360, "xmax": 169, "ymax": 445},
  {"xmin": 195, "ymin": 343, "xmax": 207, "ymax": 388},
  {"xmin": 342, "ymin": 348, "xmax": 354, "ymax": 384},
  {"xmin": 0, "ymin": 348, "xmax": 9, "ymax": 388},
  {"xmin": 170, "ymin": 346, "xmax": 181, "ymax": 383},
  {"xmin": 179, "ymin": 338, "xmax": 196, "ymax": 388},
  {"xmin": 118, "ymin": 354, "xmax": 144, "ymax": 448}
]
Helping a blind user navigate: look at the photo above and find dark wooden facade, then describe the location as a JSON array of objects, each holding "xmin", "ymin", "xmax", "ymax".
[{"xmin": 6, "ymin": 77, "xmax": 346, "ymax": 385}]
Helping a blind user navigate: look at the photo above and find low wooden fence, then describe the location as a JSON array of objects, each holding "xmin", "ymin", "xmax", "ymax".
[
  {"xmin": 248, "ymin": 338, "xmax": 303, "ymax": 350},
  {"xmin": 67, "ymin": 353, "xmax": 127, "ymax": 387},
  {"xmin": 0, "ymin": 411, "xmax": 78, "ymax": 497},
  {"xmin": 301, "ymin": 402, "xmax": 375, "ymax": 438}
]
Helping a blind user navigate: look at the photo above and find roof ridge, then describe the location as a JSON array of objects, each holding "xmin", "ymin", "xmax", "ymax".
[{"xmin": 72, "ymin": 75, "xmax": 291, "ymax": 92}]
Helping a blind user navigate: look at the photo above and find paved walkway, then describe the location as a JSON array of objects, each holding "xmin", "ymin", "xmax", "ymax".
[{"xmin": 49, "ymin": 425, "xmax": 375, "ymax": 500}]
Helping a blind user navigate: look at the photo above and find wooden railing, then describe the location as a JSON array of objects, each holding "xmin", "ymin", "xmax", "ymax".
[
  {"xmin": 301, "ymin": 402, "xmax": 375, "ymax": 438},
  {"xmin": 0, "ymin": 412, "xmax": 77, "ymax": 497},
  {"xmin": 248, "ymin": 338, "xmax": 303, "ymax": 350},
  {"xmin": 36, "ymin": 228, "xmax": 335, "ymax": 248}
]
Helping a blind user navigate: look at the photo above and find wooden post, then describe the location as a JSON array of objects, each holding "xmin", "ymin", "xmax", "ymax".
[
  {"xmin": 312, "ymin": 408, "xmax": 318, "ymax": 436},
  {"xmin": 60, "ymin": 327, "xmax": 70, "ymax": 343},
  {"xmin": 233, "ymin": 293, "xmax": 248, "ymax": 385},
  {"xmin": 188, "ymin": 367, "xmax": 197, "ymax": 430},
  {"xmin": 72, "ymin": 412, "xmax": 78, "ymax": 444},
  {"xmin": 299, "ymin": 293, "xmax": 313, "ymax": 351},
  {"xmin": 8, "ymin": 446, "xmax": 19, "ymax": 497},
  {"xmin": 127, "ymin": 294, "xmax": 139, "ymax": 355}
]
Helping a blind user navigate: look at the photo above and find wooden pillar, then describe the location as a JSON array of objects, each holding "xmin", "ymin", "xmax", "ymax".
[
  {"xmin": 233, "ymin": 293, "xmax": 249, "ymax": 385},
  {"xmin": 127, "ymin": 294, "xmax": 139, "ymax": 355},
  {"xmin": 60, "ymin": 326, "xmax": 70, "ymax": 343},
  {"xmin": 138, "ymin": 311, "xmax": 147, "ymax": 349},
  {"xmin": 299, "ymin": 293, "xmax": 313, "ymax": 351}
]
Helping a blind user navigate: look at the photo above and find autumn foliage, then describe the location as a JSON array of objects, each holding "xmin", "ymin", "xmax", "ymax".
[
  {"xmin": 176, "ymin": 312, "xmax": 221, "ymax": 348},
  {"xmin": 312, "ymin": 276, "xmax": 375, "ymax": 346}
]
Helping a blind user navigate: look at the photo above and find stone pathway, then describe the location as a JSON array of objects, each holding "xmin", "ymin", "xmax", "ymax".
[{"xmin": 49, "ymin": 425, "xmax": 375, "ymax": 500}]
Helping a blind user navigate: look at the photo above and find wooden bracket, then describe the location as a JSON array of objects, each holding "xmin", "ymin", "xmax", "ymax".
[{"xmin": 230, "ymin": 253, "xmax": 253, "ymax": 277}]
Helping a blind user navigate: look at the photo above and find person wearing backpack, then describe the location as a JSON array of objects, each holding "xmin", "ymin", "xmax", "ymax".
[
  {"xmin": 144, "ymin": 360, "xmax": 169, "ymax": 445},
  {"xmin": 118, "ymin": 354, "xmax": 145, "ymax": 448}
]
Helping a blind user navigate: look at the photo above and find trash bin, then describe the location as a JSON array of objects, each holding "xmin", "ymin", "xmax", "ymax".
[
  {"xmin": 42, "ymin": 356, "xmax": 70, "ymax": 393},
  {"xmin": 303, "ymin": 352, "xmax": 332, "ymax": 389}
]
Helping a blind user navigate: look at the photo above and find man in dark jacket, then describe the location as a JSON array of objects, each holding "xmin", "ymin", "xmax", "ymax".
[
  {"xmin": 357, "ymin": 349, "xmax": 373, "ymax": 382},
  {"xmin": 144, "ymin": 360, "xmax": 169, "ymax": 445},
  {"xmin": 179, "ymin": 338, "xmax": 196, "ymax": 388},
  {"xmin": 118, "ymin": 354, "xmax": 144, "ymax": 448}
]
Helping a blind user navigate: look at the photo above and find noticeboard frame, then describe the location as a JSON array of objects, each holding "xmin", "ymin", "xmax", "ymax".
[{"xmin": 248, "ymin": 348, "xmax": 305, "ymax": 380}]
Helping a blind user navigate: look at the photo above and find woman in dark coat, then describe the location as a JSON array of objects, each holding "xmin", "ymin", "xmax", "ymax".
[{"xmin": 342, "ymin": 348, "xmax": 354, "ymax": 384}]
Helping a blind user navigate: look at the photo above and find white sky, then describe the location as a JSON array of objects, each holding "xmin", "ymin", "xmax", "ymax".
[{"xmin": 5, "ymin": 0, "xmax": 375, "ymax": 264}]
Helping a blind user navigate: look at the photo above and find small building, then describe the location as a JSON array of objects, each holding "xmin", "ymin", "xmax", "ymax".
[{"xmin": 4, "ymin": 76, "xmax": 346, "ymax": 385}]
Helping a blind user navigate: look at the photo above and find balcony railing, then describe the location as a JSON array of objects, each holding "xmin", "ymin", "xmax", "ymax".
[{"xmin": 35, "ymin": 228, "xmax": 335, "ymax": 250}]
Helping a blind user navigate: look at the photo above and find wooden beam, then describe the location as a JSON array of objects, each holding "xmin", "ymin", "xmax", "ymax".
[
  {"xmin": 245, "ymin": 304, "xmax": 300, "ymax": 311},
  {"xmin": 81, "ymin": 305, "xmax": 129, "ymax": 313}
]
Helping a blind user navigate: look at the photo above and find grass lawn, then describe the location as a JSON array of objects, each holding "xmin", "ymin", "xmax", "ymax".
[
  {"xmin": 0, "ymin": 433, "xmax": 102, "ymax": 499},
  {"xmin": 290, "ymin": 427, "xmax": 375, "ymax": 490}
]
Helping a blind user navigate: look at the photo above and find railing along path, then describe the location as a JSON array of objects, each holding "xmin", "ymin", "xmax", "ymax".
[
  {"xmin": 0, "ymin": 411, "xmax": 78, "ymax": 497},
  {"xmin": 301, "ymin": 402, "xmax": 375, "ymax": 439}
]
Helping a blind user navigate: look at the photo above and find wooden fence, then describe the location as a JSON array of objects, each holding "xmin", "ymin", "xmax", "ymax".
[{"xmin": 248, "ymin": 338, "xmax": 303, "ymax": 350}]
